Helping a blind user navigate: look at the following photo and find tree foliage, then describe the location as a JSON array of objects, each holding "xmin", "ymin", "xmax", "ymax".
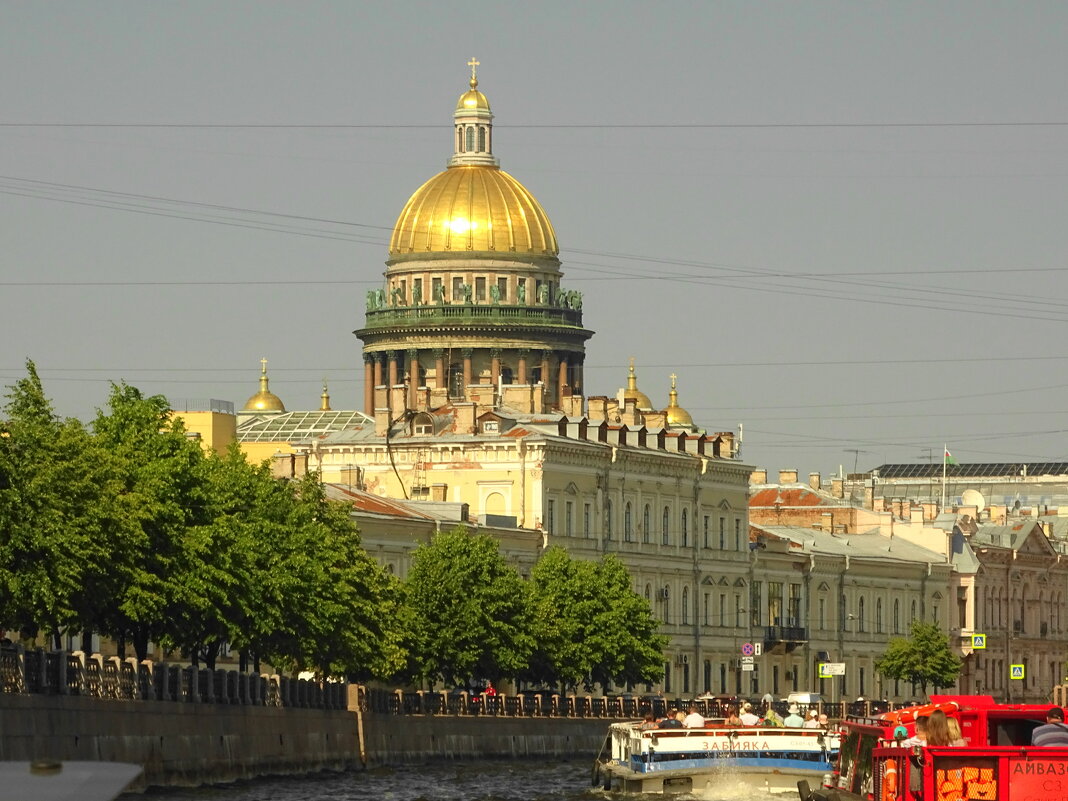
[
  {"xmin": 402, "ymin": 527, "xmax": 534, "ymax": 687},
  {"xmin": 525, "ymin": 547, "xmax": 665, "ymax": 691},
  {"xmin": 875, "ymin": 620, "xmax": 961, "ymax": 696}
]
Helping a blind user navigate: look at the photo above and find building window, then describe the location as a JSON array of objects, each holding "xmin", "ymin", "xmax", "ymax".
[
  {"xmin": 478, "ymin": 126, "xmax": 487, "ymax": 151},
  {"xmin": 465, "ymin": 126, "xmax": 475, "ymax": 151},
  {"xmin": 858, "ymin": 597, "xmax": 866, "ymax": 632},
  {"xmin": 497, "ymin": 277, "xmax": 507, "ymax": 301},
  {"xmin": 734, "ymin": 593, "xmax": 743, "ymax": 627},
  {"xmin": 734, "ymin": 518, "xmax": 742, "ymax": 550},
  {"xmin": 719, "ymin": 517, "xmax": 726, "ymax": 549},
  {"xmin": 704, "ymin": 592, "xmax": 710, "ymax": 626},
  {"xmin": 413, "ymin": 277, "xmax": 422, "ymax": 303},
  {"xmin": 788, "ymin": 584, "xmax": 801, "ymax": 626},
  {"xmin": 840, "ymin": 594, "xmax": 848, "ymax": 632},
  {"xmin": 546, "ymin": 499, "xmax": 555, "ymax": 535},
  {"xmin": 681, "ymin": 509, "xmax": 689, "ymax": 547},
  {"xmin": 719, "ymin": 593, "xmax": 726, "ymax": 626},
  {"xmin": 768, "ymin": 582, "xmax": 782, "ymax": 626},
  {"xmin": 682, "ymin": 587, "xmax": 690, "ymax": 624},
  {"xmin": 565, "ymin": 501, "xmax": 573, "ymax": 537},
  {"xmin": 624, "ymin": 502, "xmax": 633, "ymax": 542},
  {"xmin": 876, "ymin": 598, "xmax": 883, "ymax": 633},
  {"xmin": 751, "ymin": 582, "xmax": 762, "ymax": 627},
  {"xmin": 606, "ymin": 500, "xmax": 613, "ymax": 538},
  {"xmin": 703, "ymin": 515, "xmax": 710, "ymax": 548},
  {"xmin": 643, "ymin": 505, "xmax": 651, "ymax": 544},
  {"xmin": 481, "ymin": 420, "xmax": 499, "ymax": 433},
  {"xmin": 819, "ymin": 598, "xmax": 826, "ymax": 630},
  {"xmin": 911, "ymin": 600, "xmax": 917, "ymax": 622},
  {"xmin": 413, "ymin": 413, "xmax": 434, "ymax": 436},
  {"xmin": 452, "ymin": 276, "xmax": 464, "ymax": 301},
  {"xmin": 432, "ymin": 277, "xmax": 442, "ymax": 303},
  {"xmin": 583, "ymin": 503, "xmax": 591, "ymax": 538},
  {"xmin": 645, "ymin": 583, "xmax": 651, "ymax": 602},
  {"xmin": 662, "ymin": 506, "xmax": 670, "ymax": 545},
  {"xmin": 475, "ymin": 276, "xmax": 486, "ymax": 301},
  {"xmin": 893, "ymin": 599, "xmax": 900, "ymax": 633}
]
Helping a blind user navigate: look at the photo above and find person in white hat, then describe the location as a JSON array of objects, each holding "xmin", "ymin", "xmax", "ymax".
[
  {"xmin": 739, "ymin": 702, "xmax": 761, "ymax": 726},
  {"xmin": 784, "ymin": 704, "xmax": 804, "ymax": 727},
  {"xmin": 802, "ymin": 709, "xmax": 820, "ymax": 729}
]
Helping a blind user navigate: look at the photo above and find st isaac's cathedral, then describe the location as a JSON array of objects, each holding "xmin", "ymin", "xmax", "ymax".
[{"xmin": 225, "ymin": 63, "xmax": 756, "ymax": 695}]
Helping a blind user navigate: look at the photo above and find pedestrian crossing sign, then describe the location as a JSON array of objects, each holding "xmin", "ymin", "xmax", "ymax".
[
  {"xmin": 1010, "ymin": 664, "xmax": 1025, "ymax": 680},
  {"xmin": 972, "ymin": 634, "xmax": 986, "ymax": 649}
]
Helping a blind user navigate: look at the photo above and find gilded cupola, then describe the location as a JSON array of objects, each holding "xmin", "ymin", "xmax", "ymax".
[
  {"xmin": 621, "ymin": 358, "xmax": 653, "ymax": 410},
  {"xmin": 242, "ymin": 358, "xmax": 286, "ymax": 413},
  {"xmin": 387, "ymin": 60, "xmax": 558, "ymax": 257},
  {"xmin": 664, "ymin": 373, "xmax": 694, "ymax": 428}
]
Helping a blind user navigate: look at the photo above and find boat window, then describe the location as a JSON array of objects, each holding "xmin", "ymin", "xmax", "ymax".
[{"xmin": 989, "ymin": 717, "xmax": 1040, "ymax": 746}]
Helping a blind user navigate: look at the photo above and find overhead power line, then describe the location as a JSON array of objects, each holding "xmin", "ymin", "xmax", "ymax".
[{"xmin": 5, "ymin": 121, "xmax": 1068, "ymax": 129}]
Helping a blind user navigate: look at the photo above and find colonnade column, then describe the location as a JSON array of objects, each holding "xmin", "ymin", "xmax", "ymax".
[
  {"xmin": 491, "ymin": 350, "xmax": 501, "ymax": 388},
  {"xmin": 557, "ymin": 357, "xmax": 568, "ymax": 407},
  {"xmin": 387, "ymin": 351, "xmax": 399, "ymax": 387},
  {"xmin": 540, "ymin": 350, "xmax": 551, "ymax": 390},
  {"xmin": 517, "ymin": 350, "xmax": 528, "ymax": 384},
  {"xmin": 435, "ymin": 350, "xmax": 446, "ymax": 390},
  {"xmin": 363, "ymin": 355, "xmax": 375, "ymax": 415},
  {"xmin": 407, "ymin": 348, "xmax": 419, "ymax": 409},
  {"xmin": 462, "ymin": 349, "xmax": 473, "ymax": 396},
  {"xmin": 373, "ymin": 354, "xmax": 384, "ymax": 392}
]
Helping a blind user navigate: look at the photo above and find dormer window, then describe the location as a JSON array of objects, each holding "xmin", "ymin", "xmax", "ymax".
[
  {"xmin": 413, "ymin": 413, "xmax": 434, "ymax": 436},
  {"xmin": 482, "ymin": 420, "xmax": 499, "ymax": 434}
]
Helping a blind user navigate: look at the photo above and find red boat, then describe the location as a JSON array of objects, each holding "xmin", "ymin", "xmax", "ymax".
[{"xmin": 798, "ymin": 695, "xmax": 1068, "ymax": 801}]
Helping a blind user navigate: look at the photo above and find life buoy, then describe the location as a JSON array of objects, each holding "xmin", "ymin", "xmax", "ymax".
[
  {"xmin": 881, "ymin": 759, "xmax": 898, "ymax": 801},
  {"xmin": 880, "ymin": 701, "xmax": 960, "ymax": 726}
]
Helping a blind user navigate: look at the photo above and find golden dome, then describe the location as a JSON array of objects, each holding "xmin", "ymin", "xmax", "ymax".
[
  {"xmin": 622, "ymin": 358, "xmax": 653, "ymax": 410},
  {"xmin": 389, "ymin": 166, "xmax": 558, "ymax": 256},
  {"xmin": 457, "ymin": 89, "xmax": 490, "ymax": 111},
  {"xmin": 243, "ymin": 358, "xmax": 285, "ymax": 413},
  {"xmin": 664, "ymin": 374, "xmax": 694, "ymax": 428}
]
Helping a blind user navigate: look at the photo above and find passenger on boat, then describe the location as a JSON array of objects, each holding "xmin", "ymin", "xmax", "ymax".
[
  {"xmin": 925, "ymin": 709, "xmax": 954, "ymax": 747},
  {"xmin": 639, "ymin": 712, "xmax": 658, "ymax": 731},
  {"xmin": 817, "ymin": 712, "xmax": 829, "ymax": 728},
  {"xmin": 901, "ymin": 715, "xmax": 928, "ymax": 748},
  {"xmin": 783, "ymin": 704, "xmax": 804, "ymax": 727},
  {"xmin": 683, "ymin": 705, "xmax": 705, "ymax": 728},
  {"xmin": 946, "ymin": 716, "xmax": 966, "ymax": 747},
  {"xmin": 1031, "ymin": 707, "xmax": 1068, "ymax": 746},
  {"xmin": 725, "ymin": 705, "xmax": 743, "ymax": 726},
  {"xmin": 739, "ymin": 702, "xmax": 761, "ymax": 726},
  {"xmin": 658, "ymin": 710, "xmax": 684, "ymax": 729},
  {"xmin": 802, "ymin": 710, "xmax": 820, "ymax": 729},
  {"xmin": 763, "ymin": 708, "xmax": 784, "ymax": 727}
]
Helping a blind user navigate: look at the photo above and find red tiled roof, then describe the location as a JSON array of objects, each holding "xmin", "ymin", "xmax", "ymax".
[{"xmin": 749, "ymin": 487, "xmax": 830, "ymax": 508}]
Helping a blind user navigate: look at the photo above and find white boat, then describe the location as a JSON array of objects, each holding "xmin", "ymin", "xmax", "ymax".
[
  {"xmin": 594, "ymin": 719, "xmax": 840, "ymax": 795},
  {"xmin": 0, "ymin": 760, "xmax": 142, "ymax": 801}
]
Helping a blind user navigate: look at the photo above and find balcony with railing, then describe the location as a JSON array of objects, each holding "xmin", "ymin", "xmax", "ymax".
[
  {"xmin": 763, "ymin": 624, "xmax": 808, "ymax": 654},
  {"xmin": 359, "ymin": 303, "xmax": 585, "ymax": 332}
]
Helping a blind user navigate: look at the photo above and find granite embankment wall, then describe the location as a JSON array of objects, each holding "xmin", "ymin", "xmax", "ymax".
[
  {"xmin": 0, "ymin": 696, "xmax": 609, "ymax": 791},
  {"xmin": 0, "ymin": 693, "xmax": 361, "ymax": 791},
  {"xmin": 360, "ymin": 712, "xmax": 608, "ymax": 765}
]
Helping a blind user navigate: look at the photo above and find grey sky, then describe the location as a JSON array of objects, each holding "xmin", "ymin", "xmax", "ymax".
[{"xmin": 3, "ymin": 1, "xmax": 1068, "ymax": 477}]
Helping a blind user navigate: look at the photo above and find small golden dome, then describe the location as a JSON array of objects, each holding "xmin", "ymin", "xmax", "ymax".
[
  {"xmin": 243, "ymin": 358, "xmax": 285, "ymax": 413},
  {"xmin": 622, "ymin": 358, "xmax": 653, "ymax": 410},
  {"xmin": 389, "ymin": 166, "xmax": 558, "ymax": 256},
  {"xmin": 456, "ymin": 89, "xmax": 490, "ymax": 111},
  {"xmin": 664, "ymin": 373, "xmax": 693, "ymax": 428}
]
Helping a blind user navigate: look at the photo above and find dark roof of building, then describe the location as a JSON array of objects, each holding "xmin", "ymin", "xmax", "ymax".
[{"xmin": 870, "ymin": 463, "xmax": 1068, "ymax": 480}]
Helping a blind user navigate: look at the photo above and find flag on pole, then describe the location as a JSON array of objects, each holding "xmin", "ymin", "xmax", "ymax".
[{"xmin": 944, "ymin": 449, "xmax": 957, "ymax": 466}]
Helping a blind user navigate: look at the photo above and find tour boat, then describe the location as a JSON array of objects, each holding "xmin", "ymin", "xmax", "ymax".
[
  {"xmin": 593, "ymin": 718, "xmax": 840, "ymax": 794},
  {"xmin": 797, "ymin": 695, "xmax": 1068, "ymax": 801}
]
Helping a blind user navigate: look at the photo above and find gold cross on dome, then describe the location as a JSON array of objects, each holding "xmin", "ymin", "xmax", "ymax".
[
  {"xmin": 261, "ymin": 357, "xmax": 268, "ymax": 375},
  {"xmin": 670, "ymin": 373, "xmax": 677, "ymax": 389},
  {"xmin": 468, "ymin": 57, "xmax": 480, "ymax": 85}
]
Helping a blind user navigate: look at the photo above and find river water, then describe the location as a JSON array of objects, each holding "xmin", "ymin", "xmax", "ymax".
[{"xmin": 144, "ymin": 760, "xmax": 788, "ymax": 801}]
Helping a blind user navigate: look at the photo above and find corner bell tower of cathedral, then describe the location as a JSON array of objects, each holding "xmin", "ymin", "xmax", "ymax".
[{"xmin": 355, "ymin": 60, "xmax": 594, "ymax": 415}]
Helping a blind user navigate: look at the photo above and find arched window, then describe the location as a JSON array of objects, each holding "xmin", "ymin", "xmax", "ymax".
[
  {"xmin": 681, "ymin": 509, "xmax": 689, "ymax": 547},
  {"xmin": 645, "ymin": 583, "xmax": 651, "ymax": 602},
  {"xmin": 465, "ymin": 126, "xmax": 475, "ymax": 151},
  {"xmin": 876, "ymin": 598, "xmax": 883, "ymax": 633},
  {"xmin": 457, "ymin": 126, "xmax": 464, "ymax": 152},
  {"xmin": 839, "ymin": 594, "xmax": 847, "ymax": 632},
  {"xmin": 624, "ymin": 502, "xmax": 633, "ymax": 542},
  {"xmin": 858, "ymin": 597, "xmax": 866, "ymax": 632},
  {"xmin": 606, "ymin": 500, "xmax": 613, "ymax": 538},
  {"xmin": 662, "ymin": 507, "xmax": 670, "ymax": 545},
  {"xmin": 682, "ymin": 587, "xmax": 690, "ymax": 624},
  {"xmin": 642, "ymin": 505, "xmax": 651, "ymax": 544},
  {"xmin": 911, "ymin": 600, "xmax": 917, "ymax": 622},
  {"xmin": 478, "ymin": 126, "xmax": 487, "ymax": 151},
  {"xmin": 893, "ymin": 599, "xmax": 900, "ymax": 633}
]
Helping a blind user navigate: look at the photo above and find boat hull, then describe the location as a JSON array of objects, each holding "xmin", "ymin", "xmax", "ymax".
[{"xmin": 597, "ymin": 759, "xmax": 832, "ymax": 795}]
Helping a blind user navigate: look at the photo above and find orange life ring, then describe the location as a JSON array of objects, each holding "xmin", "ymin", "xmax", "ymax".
[{"xmin": 881, "ymin": 759, "xmax": 898, "ymax": 801}]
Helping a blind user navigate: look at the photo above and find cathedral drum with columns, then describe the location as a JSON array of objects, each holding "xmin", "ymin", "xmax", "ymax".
[{"xmin": 356, "ymin": 59, "xmax": 593, "ymax": 414}]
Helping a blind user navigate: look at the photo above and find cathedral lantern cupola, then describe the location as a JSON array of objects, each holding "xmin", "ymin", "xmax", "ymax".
[{"xmin": 450, "ymin": 58, "xmax": 498, "ymax": 168}]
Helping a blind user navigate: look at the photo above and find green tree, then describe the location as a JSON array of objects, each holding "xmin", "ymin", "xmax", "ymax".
[
  {"xmin": 0, "ymin": 361, "xmax": 119, "ymax": 646},
  {"xmin": 875, "ymin": 620, "xmax": 962, "ymax": 696},
  {"xmin": 526, "ymin": 547, "xmax": 665, "ymax": 691},
  {"xmin": 402, "ymin": 527, "xmax": 533, "ymax": 687}
]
